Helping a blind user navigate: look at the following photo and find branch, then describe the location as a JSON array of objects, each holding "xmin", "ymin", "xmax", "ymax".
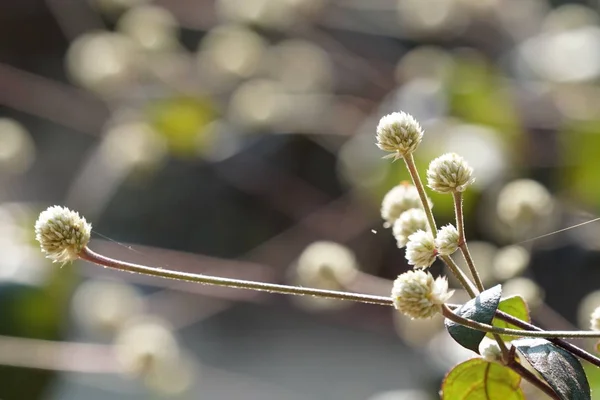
[{"xmin": 79, "ymin": 247, "xmax": 394, "ymax": 307}]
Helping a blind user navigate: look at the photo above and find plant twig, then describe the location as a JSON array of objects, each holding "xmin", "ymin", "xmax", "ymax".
[
  {"xmin": 79, "ymin": 247, "xmax": 394, "ymax": 307},
  {"xmin": 496, "ymin": 309, "xmax": 600, "ymax": 368},
  {"xmin": 441, "ymin": 304, "xmax": 600, "ymax": 339},
  {"xmin": 440, "ymin": 255, "xmax": 479, "ymax": 297},
  {"xmin": 453, "ymin": 192, "xmax": 485, "ymax": 292},
  {"xmin": 403, "ymin": 153, "xmax": 437, "ymax": 236}
]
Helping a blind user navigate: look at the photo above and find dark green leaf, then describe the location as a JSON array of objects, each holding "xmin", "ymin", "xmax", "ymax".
[
  {"xmin": 442, "ymin": 358, "xmax": 524, "ymax": 400},
  {"xmin": 487, "ymin": 295, "xmax": 530, "ymax": 342},
  {"xmin": 514, "ymin": 338, "xmax": 591, "ymax": 400},
  {"xmin": 445, "ymin": 284, "xmax": 502, "ymax": 354}
]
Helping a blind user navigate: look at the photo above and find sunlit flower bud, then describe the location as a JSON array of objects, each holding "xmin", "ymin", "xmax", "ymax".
[
  {"xmin": 405, "ymin": 229, "xmax": 437, "ymax": 268},
  {"xmin": 393, "ymin": 209, "xmax": 428, "ymax": 248},
  {"xmin": 480, "ymin": 338, "xmax": 503, "ymax": 363},
  {"xmin": 376, "ymin": 111, "xmax": 424, "ymax": 160},
  {"xmin": 435, "ymin": 224, "xmax": 460, "ymax": 256},
  {"xmin": 391, "ymin": 269, "xmax": 453, "ymax": 319},
  {"xmin": 381, "ymin": 182, "xmax": 431, "ymax": 228},
  {"xmin": 35, "ymin": 206, "xmax": 91, "ymax": 263},
  {"xmin": 427, "ymin": 153, "xmax": 475, "ymax": 193}
]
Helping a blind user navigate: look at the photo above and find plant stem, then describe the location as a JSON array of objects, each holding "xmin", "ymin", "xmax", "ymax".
[
  {"xmin": 403, "ymin": 153, "xmax": 437, "ymax": 236},
  {"xmin": 440, "ymin": 255, "xmax": 479, "ymax": 297},
  {"xmin": 453, "ymin": 192, "xmax": 485, "ymax": 292},
  {"xmin": 494, "ymin": 308, "xmax": 600, "ymax": 368},
  {"xmin": 441, "ymin": 304, "xmax": 600, "ymax": 339},
  {"xmin": 79, "ymin": 247, "xmax": 394, "ymax": 307}
]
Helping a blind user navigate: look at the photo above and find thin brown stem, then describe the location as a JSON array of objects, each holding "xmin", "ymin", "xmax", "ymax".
[
  {"xmin": 403, "ymin": 153, "xmax": 437, "ymax": 236},
  {"xmin": 441, "ymin": 304, "xmax": 600, "ymax": 339},
  {"xmin": 453, "ymin": 192, "xmax": 485, "ymax": 292},
  {"xmin": 440, "ymin": 255, "xmax": 479, "ymax": 297},
  {"xmin": 446, "ymin": 304, "xmax": 600, "ymax": 367},
  {"xmin": 495, "ymin": 308, "xmax": 600, "ymax": 368},
  {"xmin": 79, "ymin": 247, "xmax": 394, "ymax": 307}
]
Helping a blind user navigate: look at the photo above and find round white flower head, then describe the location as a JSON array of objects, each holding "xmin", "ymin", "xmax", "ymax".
[
  {"xmin": 591, "ymin": 306, "xmax": 600, "ymax": 331},
  {"xmin": 391, "ymin": 269, "xmax": 454, "ymax": 319},
  {"xmin": 480, "ymin": 338, "xmax": 502, "ymax": 363},
  {"xmin": 35, "ymin": 205, "xmax": 92, "ymax": 263},
  {"xmin": 435, "ymin": 224, "xmax": 460, "ymax": 256},
  {"xmin": 376, "ymin": 111, "xmax": 424, "ymax": 160},
  {"xmin": 393, "ymin": 208, "xmax": 428, "ymax": 248},
  {"xmin": 427, "ymin": 153, "xmax": 475, "ymax": 193},
  {"xmin": 381, "ymin": 182, "xmax": 431, "ymax": 228},
  {"xmin": 405, "ymin": 229, "xmax": 437, "ymax": 268}
]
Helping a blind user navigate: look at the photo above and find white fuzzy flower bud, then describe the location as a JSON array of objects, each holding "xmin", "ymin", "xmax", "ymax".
[
  {"xmin": 35, "ymin": 206, "xmax": 92, "ymax": 263},
  {"xmin": 381, "ymin": 183, "xmax": 431, "ymax": 228},
  {"xmin": 391, "ymin": 269, "xmax": 454, "ymax": 319},
  {"xmin": 591, "ymin": 306, "xmax": 600, "ymax": 331},
  {"xmin": 480, "ymin": 338, "xmax": 503, "ymax": 363},
  {"xmin": 435, "ymin": 224, "xmax": 460, "ymax": 256},
  {"xmin": 405, "ymin": 229, "xmax": 437, "ymax": 268},
  {"xmin": 427, "ymin": 153, "xmax": 475, "ymax": 193},
  {"xmin": 393, "ymin": 209, "xmax": 428, "ymax": 248},
  {"xmin": 376, "ymin": 111, "xmax": 424, "ymax": 160}
]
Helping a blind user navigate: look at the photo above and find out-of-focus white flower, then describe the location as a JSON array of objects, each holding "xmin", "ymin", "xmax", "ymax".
[
  {"xmin": 266, "ymin": 40, "xmax": 332, "ymax": 92},
  {"xmin": 427, "ymin": 153, "xmax": 475, "ymax": 193},
  {"xmin": 0, "ymin": 118, "xmax": 36, "ymax": 175},
  {"xmin": 381, "ymin": 183, "xmax": 430, "ymax": 228},
  {"xmin": 591, "ymin": 306, "xmax": 600, "ymax": 331},
  {"xmin": 115, "ymin": 316, "xmax": 180, "ymax": 378},
  {"xmin": 391, "ymin": 270, "xmax": 453, "ymax": 319},
  {"xmin": 216, "ymin": 0, "xmax": 324, "ymax": 30},
  {"xmin": 295, "ymin": 241, "xmax": 359, "ymax": 291},
  {"xmin": 376, "ymin": 112, "xmax": 424, "ymax": 160},
  {"xmin": 393, "ymin": 208, "xmax": 428, "ymax": 248},
  {"xmin": 405, "ymin": 230, "xmax": 437, "ymax": 268},
  {"xmin": 496, "ymin": 179, "xmax": 554, "ymax": 229},
  {"xmin": 503, "ymin": 277, "xmax": 544, "ymax": 310},
  {"xmin": 291, "ymin": 241, "xmax": 359, "ymax": 312},
  {"xmin": 198, "ymin": 25, "xmax": 267, "ymax": 85},
  {"xmin": 578, "ymin": 290, "xmax": 600, "ymax": 329},
  {"xmin": 72, "ymin": 279, "xmax": 144, "ymax": 337},
  {"xmin": 117, "ymin": 5, "xmax": 179, "ymax": 52},
  {"xmin": 35, "ymin": 206, "xmax": 91, "ymax": 263},
  {"xmin": 66, "ymin": 31, "xmax": 139, "ymax": 95},
  {"xmin": 493, "ymin": 245, "xmax": 530, "ymax": 281}
]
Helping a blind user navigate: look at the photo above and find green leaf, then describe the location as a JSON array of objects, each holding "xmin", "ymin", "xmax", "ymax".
[
  {"xmin": 442, "ymin": 358, "xmax": 524, "ymax": 400},
  {"xmin": 445, "ymin": 284, "xmax": 502, "ymax": 354},
  {"xmin": 486, "ymin": 296, "xmax": 530, "ymax": 342},
  {"xmin": 514, "ymin": 338, "xmax": 591, "ymax": 400}
]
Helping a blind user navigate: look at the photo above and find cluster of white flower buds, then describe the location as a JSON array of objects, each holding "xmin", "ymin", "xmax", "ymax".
[{"xmin": 377, "ymin": 111, "xmax": 476, "ymax": 319}]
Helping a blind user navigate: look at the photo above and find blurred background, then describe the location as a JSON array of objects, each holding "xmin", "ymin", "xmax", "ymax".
[{"xmin": 3, "ymin": 0, "xmax": 600, "ymax": 398}]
